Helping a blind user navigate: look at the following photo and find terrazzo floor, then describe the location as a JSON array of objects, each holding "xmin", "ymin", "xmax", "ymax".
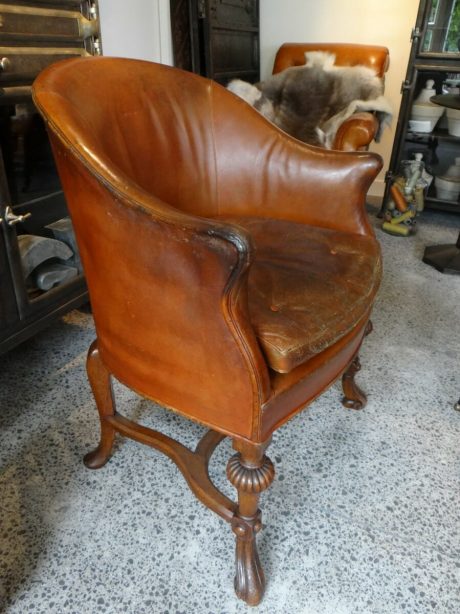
[{"xmin": 0, "ymin": 207, "xmax": 459, "ymax": 614}]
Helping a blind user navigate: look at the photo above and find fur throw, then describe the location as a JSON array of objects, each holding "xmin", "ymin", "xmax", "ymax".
[{"xmin": 227, "ymin": 51, "xmax": 392, "ymax": 148}]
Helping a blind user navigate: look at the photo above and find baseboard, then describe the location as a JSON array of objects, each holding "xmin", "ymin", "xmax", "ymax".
[
  {"xmin": 368, "ymin": 178, "xmax": 385, "ymax": 198},
  {"xmin": 366, "ymin": 194, "xmax": 383, "ymax": 209}
]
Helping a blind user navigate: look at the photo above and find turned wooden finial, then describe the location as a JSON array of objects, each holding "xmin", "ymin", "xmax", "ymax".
[{"xmin": 227, "ymin": 453, "xmax": 275, "ymax": 494}]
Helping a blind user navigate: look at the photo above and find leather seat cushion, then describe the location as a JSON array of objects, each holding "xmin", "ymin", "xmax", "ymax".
[{"xmin": 222, "ymin": 217, "xmax": 382, "ymax": 374}]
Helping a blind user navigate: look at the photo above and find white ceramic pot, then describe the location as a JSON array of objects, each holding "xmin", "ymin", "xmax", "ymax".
[
  {"xmin": 446, "ymin": 108, "xmax": 460, "ymax": 136},
  {"xmin": 410, "ymin": 102, "xmax": 445, "ymax": 131},
  {"xmin": 446, "ymin": 108, "xmax": 460, "ymax": 118},
  {"xmin": 445, "ymin": 157, "xmax": 460, "ymax": 178},
  {"xmin": 435, "ymin": 175, "xmax": 460, "ymax": 201},
  {"xmin": 415, "ymin": 79, "xmax": 436, "ymax": 103}
]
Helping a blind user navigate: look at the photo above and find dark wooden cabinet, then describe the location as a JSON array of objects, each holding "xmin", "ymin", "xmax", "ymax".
[
  {"xmin": 383, "ymin": 0, "xmax": 460, "ymax": 214},
  {"xmin": 0, "ymin": 1, "xmax": 102, "ymax": 354},
  {"xmin": 170, "ymin": 0, "xmax": 260, "ymax": 85}
]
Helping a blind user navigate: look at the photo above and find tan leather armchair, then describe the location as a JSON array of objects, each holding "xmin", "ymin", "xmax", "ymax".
[
  {"xmin": 273, "ymin": 42, "xmax": 390, "ymax": 151},
  {"xmin": 33, "ymin": 57, "xmax": 383, "ymax": 606}
]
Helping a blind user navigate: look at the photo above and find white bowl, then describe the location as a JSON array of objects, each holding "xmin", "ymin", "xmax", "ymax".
[
  {"xmin": 435, "ymin": 175, "xmax": 460, "ymax": 201},
  {"xmin": 445, "ymin": 78, "xmax": 460, "ymax": 88},
  {"xmin": 408, "ymin": 119, "xmax": 432, "ymax": 132}
]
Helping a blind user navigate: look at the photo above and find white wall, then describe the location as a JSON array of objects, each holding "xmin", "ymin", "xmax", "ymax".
[
  {"xmin": 98, "ymin": 0, "xmax": 173, "ymax": 64},
  {"xmin": 260, "ymin": 0, "xmax": 420, "ymax": 197}
]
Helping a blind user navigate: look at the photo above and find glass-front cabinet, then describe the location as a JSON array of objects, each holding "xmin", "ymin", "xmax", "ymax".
[
  {"xmin": 422, "ymin": 0, "xmax": 460, "ymax": 53},
  {"xmin": 0, "ymin": 1, "xmax": 101, "ymax": 353},
  {"xmin": 383, "ymin": 0, "xmax": 460, "ymax": 215}
]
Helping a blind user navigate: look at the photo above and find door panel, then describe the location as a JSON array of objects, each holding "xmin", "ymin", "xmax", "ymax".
[
  {"xmin": 211, "ymin": 30, "xmax": 258, "ymax": 81},
  {"xmin": 170, "ymin": 0, "xmax": 260, "ymax": 85},
  {"xmin": 210, "ymin": 0, "xmax": 258, "ymax": 29}
]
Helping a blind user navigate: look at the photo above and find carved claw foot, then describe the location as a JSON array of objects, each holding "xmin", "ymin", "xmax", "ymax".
[
  {"xmin": 227, "ymin": 449, "xmax": 275, "ymax": 606},
  {"xmin": 341, "ymin": 355, "xmax": 367, "ymax": 410}
]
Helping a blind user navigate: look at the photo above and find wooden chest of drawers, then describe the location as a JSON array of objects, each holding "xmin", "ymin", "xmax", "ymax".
[{"xmin": 0, "ymin": 1, "xmax": 101, "ymax": 353}]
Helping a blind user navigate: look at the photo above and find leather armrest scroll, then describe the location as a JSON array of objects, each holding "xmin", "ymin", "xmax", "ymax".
[
  {"xmin": 212, "ymin": 83, "xmax": 382, "ymax": 237},
  {"xmin": 332, "ymin": 112, "xmax": 379, "ymax": 151}
]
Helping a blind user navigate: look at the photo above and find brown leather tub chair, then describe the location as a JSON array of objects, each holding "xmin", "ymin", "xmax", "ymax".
[
  {"xmin": 273, "ymin": 42, "xmax": 390, "ymax": 151},
  {"xmin": 33, "ymin": 57, "xmax": 383, "ymax": 606}
]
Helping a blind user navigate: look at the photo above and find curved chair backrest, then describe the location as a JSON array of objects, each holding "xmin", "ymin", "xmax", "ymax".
[
  {"xmin": 35, "ymin": 57, "xmax": 223, "ymax": 218},
  {"xmin": 273, "ymin": 42, "xmax": 390, "ymax": 77}
]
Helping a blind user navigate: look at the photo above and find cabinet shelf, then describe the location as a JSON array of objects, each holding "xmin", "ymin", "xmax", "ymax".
[
  {"xmin": 407, "ymin": 128, "xmax": 460, "ymax": 142},
  {"xmin": 425, "ymin": 195, "xmax": 460, "ymax": 212}
]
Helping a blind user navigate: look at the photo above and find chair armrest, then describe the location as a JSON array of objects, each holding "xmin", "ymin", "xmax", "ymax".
[
  {"xmin": 269, "ymin": 139, "xmax": 382, "ymax": 236},
  {"xmin": 213, "ymin": 83, "xmax": 382, "ymax": 236},
  {"xmin": 332, "ymin": 112, "xmax": 379, "ymax": 151},
  {"xmin": 259, "ymin": 139, "xmax": 382, "ymax": 236}
]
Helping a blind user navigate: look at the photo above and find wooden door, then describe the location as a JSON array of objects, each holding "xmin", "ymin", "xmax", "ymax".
[{"xmin": 170, "ymin": 0, "xmax": 260, "ymax": 85}]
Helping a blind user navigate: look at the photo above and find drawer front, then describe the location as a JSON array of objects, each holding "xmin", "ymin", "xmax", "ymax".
[
  {"xmin": 0, "ymin": 3, "xmax": 98, "ymax": 43},
  {"xmin": 0, "ymin": 45, "xmax": 90, "ymax": 84}
]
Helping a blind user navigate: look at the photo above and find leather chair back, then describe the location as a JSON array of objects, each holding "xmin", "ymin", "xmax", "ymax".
[{"xmin": 273, "ymin": 42, "xmax": 390, "ymax": 77}]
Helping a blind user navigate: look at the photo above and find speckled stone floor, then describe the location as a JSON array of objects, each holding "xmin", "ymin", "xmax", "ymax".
[{"xmin": 1, "ymin": 208, "xmax": 459, "ymax": 614}]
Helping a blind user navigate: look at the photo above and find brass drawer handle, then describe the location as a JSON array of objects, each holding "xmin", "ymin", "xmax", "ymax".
[
  {"xmin": 0, "ymin": 57, "xmax": 10, "ymax": 72},
  {"xmin": 4, "ymin": 206, "xmax": 31, "ymax": 226}
]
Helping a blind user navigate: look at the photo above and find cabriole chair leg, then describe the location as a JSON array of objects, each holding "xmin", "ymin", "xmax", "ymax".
[
  {"xmin": 84, "ymin": 340, "xmax": 117, "ymax": 469},
  {"xmin": 341, "ymin": 354, "xmax": 367, "ymax": 410},
  {"xmin": 341, "ymin": 320, "xmax": 373, "ymax": 410},
  {"xmin": 227, "ymin": 439, "xmax": 275, "ymax": 606}
]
